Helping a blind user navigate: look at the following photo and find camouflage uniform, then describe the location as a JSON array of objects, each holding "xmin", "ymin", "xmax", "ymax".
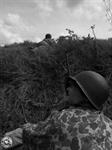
[
  {"xmin": 1, "ymin": 71, "xmax": 110, "ymax": 150},
  {"xmin": 23, "ymin": 107, "xmax": 112, "ymax": 150}
]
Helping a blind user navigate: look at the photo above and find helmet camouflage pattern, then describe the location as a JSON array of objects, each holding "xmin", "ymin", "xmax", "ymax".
[{"xmin": 23, "ymin": 108, "xmax": 112, "ymax": 150}]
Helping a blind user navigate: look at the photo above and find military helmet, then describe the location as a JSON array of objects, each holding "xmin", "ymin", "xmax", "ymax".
[
  {"xmin": 45, "ymin": 33, "xmax": 52, "ymax": 39},
  {"xmin": 69, "ymin": 71, "xmax": 109, "ymax": 110}
]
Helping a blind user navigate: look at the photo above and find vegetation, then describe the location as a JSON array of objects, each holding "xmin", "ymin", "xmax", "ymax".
[{"xmin": 0, "ymin": 34, "xmax": 112, "ymax": 138}]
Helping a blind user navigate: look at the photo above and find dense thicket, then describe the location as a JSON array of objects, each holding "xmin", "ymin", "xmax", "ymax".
[{"xmin": 0, "ymin": 36, "xmax": 112, "ymax": 138}]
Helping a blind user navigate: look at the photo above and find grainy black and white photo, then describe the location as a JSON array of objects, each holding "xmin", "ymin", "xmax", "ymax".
[{"xmin": 0, "ymin": 0, "xmax": 112, "ymax": 150}]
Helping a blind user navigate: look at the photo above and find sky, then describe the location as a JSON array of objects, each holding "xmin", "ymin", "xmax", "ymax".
[{"xmin": 0, "ymin": 0, "xmax": 112, "ymax": 45}]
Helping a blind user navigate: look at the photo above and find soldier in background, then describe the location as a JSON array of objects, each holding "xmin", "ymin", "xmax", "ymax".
[
  {"xmin": 1, "ymin": 71, "xmax": 112, "ymax": 150},
  {"xmin": 33, "ymin": 33, "xmax": 56, "ymax": 57},
  {"xmin": 39, "ymin": 33, "xmax": 56, "ymax": 47}
]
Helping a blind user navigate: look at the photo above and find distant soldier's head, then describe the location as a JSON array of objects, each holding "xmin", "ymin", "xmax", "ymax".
[
  {"xmin": 45, "ymin": 33, "xmax": 52, "ymax": 39},
  {"xmin": 65, "ymin": 71, "xmax": 109, "ymax": 111}
]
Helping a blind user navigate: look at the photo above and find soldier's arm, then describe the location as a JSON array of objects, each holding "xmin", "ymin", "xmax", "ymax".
[
  {"xmin": 0, "ymin": 100, "xmax": 67, "ymax": 149},
  {"xmin": 22, "ymin": 111, "xmax": 59, "ymax": 148},
  {"xmin": 0, "ymin": 120, "xmax": 50, "ymax": 150},
  {"xmin": 23, "ymin": 111, "xmax": 57, "ymax": 134},
  {"xmin": 22, "ymin": 99, "xmax": 69, "ymax": 138}
]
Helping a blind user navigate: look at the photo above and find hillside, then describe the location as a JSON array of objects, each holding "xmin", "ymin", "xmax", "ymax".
[{"xmin": 0, "ymin": 35, "xmax": 112, "ymax": 137}]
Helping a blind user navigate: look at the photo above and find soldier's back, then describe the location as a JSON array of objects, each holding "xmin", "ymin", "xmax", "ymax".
[
  {"xmin": 48, "ymin": 108, "xmax": 112, "ymax": 150},
  {"xmin": 23, "ymin": 108, "xmax": 112, "ymax": 150}
]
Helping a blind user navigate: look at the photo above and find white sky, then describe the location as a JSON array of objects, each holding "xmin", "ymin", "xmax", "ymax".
[{"xmin": 0, "ymin": 0, "xmax": 112, "ymax": 45}]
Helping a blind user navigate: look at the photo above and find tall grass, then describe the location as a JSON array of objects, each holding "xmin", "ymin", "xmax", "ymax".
[{"xmin": 0, "ymin": 36, "xmax": 112, "ymax": 136}]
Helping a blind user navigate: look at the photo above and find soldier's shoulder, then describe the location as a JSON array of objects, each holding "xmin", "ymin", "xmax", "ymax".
[{"xmin": 61, "ymin": 108, "xmax": 89, "ymax": 116}]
